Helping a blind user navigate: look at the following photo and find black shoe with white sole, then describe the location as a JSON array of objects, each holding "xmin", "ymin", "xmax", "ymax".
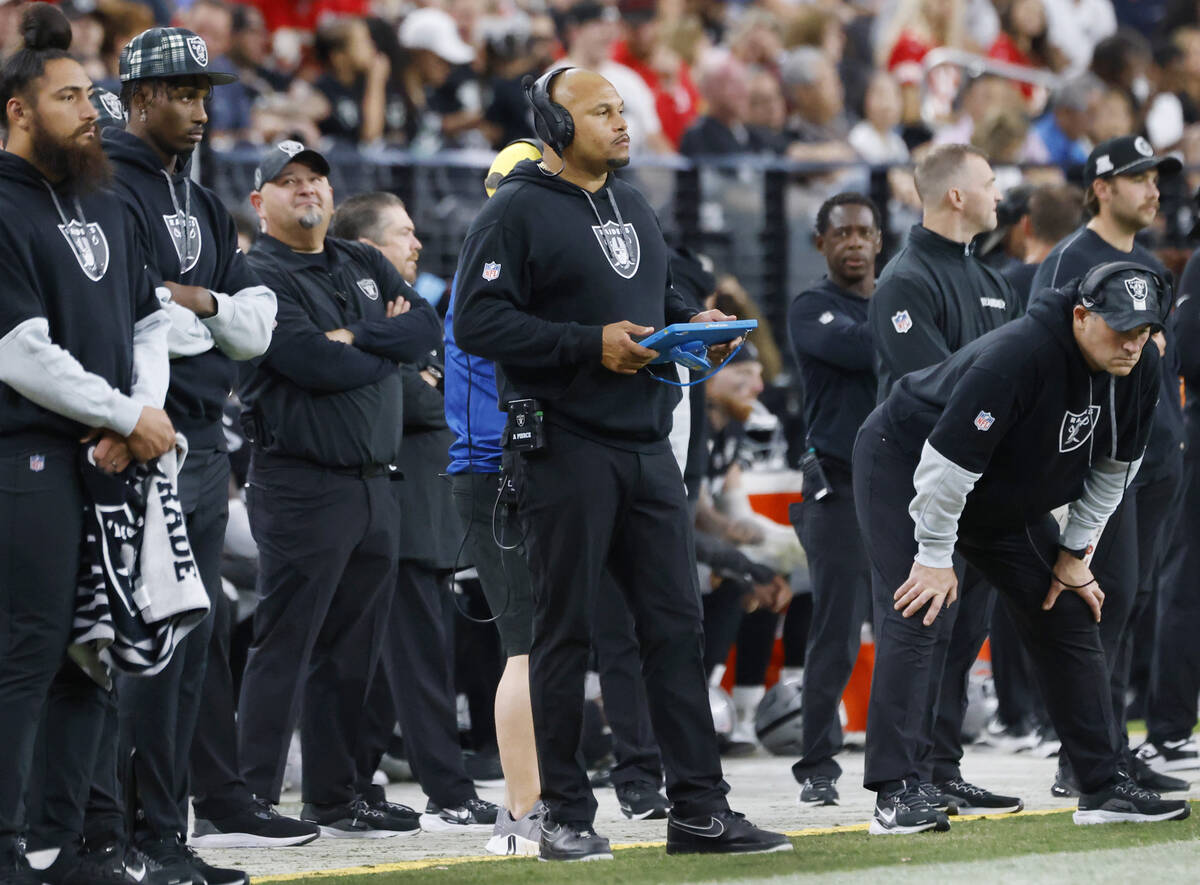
[
  {"xmin": 302, "ymin": 797, "xmax": 414, "ymax": 838},
  {"xmin": 1073, "ymin": 779, "xmax": 1191, "ymax": 824},
  {"xmin": 665, "ymin": 810, "xmax": 792, "ymax": 855},
  {"xmin": 616, "ymin": 784, "xmax": 670, "ymax": 820},
  {"xmin": 798, "ymin": 776, "xmax": 839, "ymax": 807},
  {"xmin": 869, "ymin": 784, "xmax": 952, "ymax": 835},
  {"xmin": 1051, "ymin": 767, "xmax": 1080, "ymax": 798},
  {"xmin": 937, "ymin": 778, "xmax": 1023, "ymax": 815},
  {"xmin": 191, "ymin": 797, "xmax": 320, "ymax": 848},
  {"xmin": 419, "ymin": 798, "xmax": 498, "ymax": 832},
  {"xmin": 1130, "ymin": 756, "xmax": 1191, "ymax": 793},
  {"xmin": 1135, "ymin": 738, "xmax": 1200, "ymax": 773},
  {"xmin": 538, "ymin": 821, "xmax": 613, "ymax": 862}
]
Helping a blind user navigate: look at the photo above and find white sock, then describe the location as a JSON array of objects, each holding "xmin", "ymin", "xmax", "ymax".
[
  {"xmin": 25, "ymin": 847, "xmax": 59, "ymax": 870},
  {"xmin": 732, "ymin": 684, "xmax": 766, "ymax": 720},
  {"xmin": 779, "ymin": 666, "xmax": 804, "ymax": 684}
]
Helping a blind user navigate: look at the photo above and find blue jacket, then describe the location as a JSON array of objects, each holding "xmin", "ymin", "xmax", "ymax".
[{"xmin": 444, "ymin": 276, "xmax": 505, "ymax": 474}]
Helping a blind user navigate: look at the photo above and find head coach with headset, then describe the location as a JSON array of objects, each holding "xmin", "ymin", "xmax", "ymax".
[
  {"xmin": 452, "ymin": 67, "xmax": 788, "ymax": 860},
  {"xmin": 853, "ymin": 260, "xmax": 1190, "ymax": 831}
]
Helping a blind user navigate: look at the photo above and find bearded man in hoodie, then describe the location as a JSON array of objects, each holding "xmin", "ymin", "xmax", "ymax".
[
  {"xmin": 102, "ymin": 27, "xmax": 298, "ymax": 881},
  {"xmin": 453, "ymin": 67, "xmax": 789, "ymax": 862}
]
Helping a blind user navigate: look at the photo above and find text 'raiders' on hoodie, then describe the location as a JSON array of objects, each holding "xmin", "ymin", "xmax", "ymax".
[
  {"xmin": 0, "ymin": 150, "xmax": 169, "ymax": 451},
  {"xmin": 877, "ymin": 282, "xmax": 1159, "ymax": 564},
  {"xmin": 104, "ymin": 128, "xmax": 276, "ymax": 450},
  {"xmin": 452, "ymin": 160, "xmax": 697, "ymax": 449}
]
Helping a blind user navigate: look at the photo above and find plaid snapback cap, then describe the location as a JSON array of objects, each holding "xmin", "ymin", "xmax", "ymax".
[{"xmin": 120, "ymin": 27, "xmax": 238, "ymax": 84}]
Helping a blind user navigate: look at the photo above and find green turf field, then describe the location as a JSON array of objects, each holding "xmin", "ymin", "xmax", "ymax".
[{"xmin": 259, "ymin": 804, "xmax": 1199, "ymax": 884}]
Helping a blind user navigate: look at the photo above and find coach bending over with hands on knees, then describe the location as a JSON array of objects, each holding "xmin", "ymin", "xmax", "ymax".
[{"xmin": 854, "ymin": 261, "xmax": 1191, "ymax": 834}]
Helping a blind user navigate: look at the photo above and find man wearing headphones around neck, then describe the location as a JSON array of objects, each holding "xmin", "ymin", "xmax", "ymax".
[
  {"xmin": 453, "ymin": 67, "xmax": 789, "ymax": 861},
  {"xmin": 1030, "ymin": 135, "xmax": 1190, "ymax": 798},
  {"xmin": 855, "ymin": 261, "xmax": 1189, "ymax": 831}
]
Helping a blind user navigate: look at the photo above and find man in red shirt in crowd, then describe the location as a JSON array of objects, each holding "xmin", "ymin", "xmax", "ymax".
[{"xmin": 610, "ymin": 0, "xmax": 698, "ymax": 148}]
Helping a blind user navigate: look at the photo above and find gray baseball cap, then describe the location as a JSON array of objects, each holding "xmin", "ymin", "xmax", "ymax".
[
  {"xmin": 119, "ymin": 27, "xmax": 237, "ymax": 85},
  {"xmin": 253, "ymin": 141, "xmax": 332, "ymax": 191}
]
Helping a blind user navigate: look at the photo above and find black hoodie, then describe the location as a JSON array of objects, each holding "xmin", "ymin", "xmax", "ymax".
[
  {"xmin": 453, "ymin": 160, "xmax": 696, "ymax": 450},
  {"xmin": 104, "ymin": 128, "xmax": 272, "ymax": 449},
  {"xmin": 879, "ymin": 283, "xmax": 1159, "ymax": 536},
  {"xmin": 0, "ymin": 151, "xmax": 161, "ymax": 447}
]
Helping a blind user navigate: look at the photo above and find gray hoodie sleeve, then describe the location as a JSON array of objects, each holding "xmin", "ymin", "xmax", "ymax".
[
  {"xmin": 0, "ymin": 317, "xmax": 146, "ymax": 436},
  {"xmin": 1060, "ymin": 455, "xmax": 1143, "ymax": 551},
  {"xmin": 908, "ymin": 440, "xmax": 983, "ymax": 568},
  {"xmin": 130, "ymin": 309, "xmax": 171, "ymax": 409}
]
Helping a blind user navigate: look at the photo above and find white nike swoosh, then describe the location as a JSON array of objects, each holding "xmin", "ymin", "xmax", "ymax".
[
  {"xmin": 671, "ymin": 817, "xmax": 726, "ymax": 838},
  {"xmin": 878, "ymin": 808, "xmax": 897, "ymax": 825},
  {"xmin": 127, "ymin": 862, "xmax": 147, "ymax": 882}
]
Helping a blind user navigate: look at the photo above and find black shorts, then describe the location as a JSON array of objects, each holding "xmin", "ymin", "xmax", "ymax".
[{"xmin": 450, "ymin": 469, "xmax": 535, "ymax": 657}]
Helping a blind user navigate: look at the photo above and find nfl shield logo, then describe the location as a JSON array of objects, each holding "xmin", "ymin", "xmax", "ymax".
[
  {"xmin": 58, "ymin": 220, "xmax": 110, "ymax": 282},
  {"xmin": 974, "ymin": 411, "xmax": 995, "ymax": 431},
  {"xmin": 357, "ymin": 278, "xmax": 380, "ymax": 300},
  {"xmin": 163, "ymin": 212, "xmax": 202, "ymax": 273},
  {"xmin": 29, "ymin": 454, "xmax": 45, "ymax": 473},
  {"xmin": 482, "ymin": 261, "xmax": 501, "ymax": 282},
  {"xmin": 1124, "ymin": 276, "xmax": 1149, "ymax": 310},
  {"xmin": 187, "ymin": 35, "xmax": 209, "ymax": 67},
  {"xmin": 891, "ymin": 310, "xmax": 913, "ymax": 334}
]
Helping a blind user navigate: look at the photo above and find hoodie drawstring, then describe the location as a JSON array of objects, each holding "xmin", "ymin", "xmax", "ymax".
[
  {"xmin": 43, "ymin": 182, "xmax": 89, "ymax": 231},
  {"xmin": 582, "ymin": 186, "xmax": 634, "ymax": 258},
  {"xmin": 1108, "ymin": 375, "xmax": 1117, "ymax": 460},
  {"xmin": 162, "ymin": 169, "xmax": 195, "ymax": 275}
]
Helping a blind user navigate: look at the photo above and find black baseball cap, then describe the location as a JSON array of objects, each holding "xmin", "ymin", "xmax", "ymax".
[
  {"xmin": 119, "ymin": 27, "xmax": 237, "ymax": 85},
  {"xmin": 1085, "ymin": 135, "xmax": 1181, "ymax": 184},
  {"xmin": 1078, "ymin": 262, "xmax": 1166, "ymax": 333},
  {"xmin": 253, "ymin": 141, "xmax": 332, "ymax": 191}
]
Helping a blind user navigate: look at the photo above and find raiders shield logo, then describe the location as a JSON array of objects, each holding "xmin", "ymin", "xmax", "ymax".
[
  {"xmin": 163, "ymin": 212, "xmax": 202, "ymax": 274},
  {"xmin": 1059, "ymin": 405, "xmax": 1102, "ymax": 453},
  {"xmin": 58, "ymin": 219, "xmax": 110, "ymax": 282},
  {"xmin": 1124, "ymin": 276, "xmax": 1149, "ymax": 310},
  {"xmin": 99, "ymin": 91, "xmax": 125, "ymax": 122},
  {"xmin": 187, "ymin": 35, "xmax": 209, "ymax": 67},
  {"xmin": 591, "ymin": 221, "xmax": 640, "ymax": 279},
  {"xmin": 357, "ymin": 278, "xmax": 380, "ymax": 300}
]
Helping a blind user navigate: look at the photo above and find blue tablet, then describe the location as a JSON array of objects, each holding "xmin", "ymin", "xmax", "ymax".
[{"xmin": 637, "ymin": 320, "xmax": 758, "ymax": 365}]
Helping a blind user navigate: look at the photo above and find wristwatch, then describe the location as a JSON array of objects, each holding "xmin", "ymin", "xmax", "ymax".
[{"xmin": 1058, "ymin": 543, "xmax": 1090, "ymax": 560}]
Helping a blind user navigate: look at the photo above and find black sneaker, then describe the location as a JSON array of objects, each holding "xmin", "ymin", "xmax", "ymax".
[
  {"xmin": 798, "ymin": 776, "xmax": 839, "ymax": 807},
  {"xmin": 537, "ymin": 821, "xmax": 613, "ymax": 862},
  {"xmin": 1051, "ymin": 767, "xmax": 1080, "ymax": 798},
  {"xmin": 616, "ymin": 783, "xmax": 671, "ymax": 820},
  {"xmin": 178, "ymin": 848, "xmax": 247, "ymax": 885},
  {"xmin": 1135, "ymin": 738, "xmax": 1200, "ymax": 774},
  {"xmin": 1074, "ymin": 778, "xmax": 1192, "ymax": 824},
  {"xmin": 135, "ymin": 836, "xmax": 204, "ymax": 884},
  {"xmin": 666, "ymin": 809, "xmax": 791, "ymax": 856},
  {"xmin": 918, "ymin": 782, "xmax": 954, "ymax": 814},
  {"xmin": 869, "ymin": 783, "xmax": 951, "ymax": 835},
  {"xmin": 360, "ymin": 798, "xmax": 421, "ymax": 835},
  {"xmin": 192, "ymin": 797, "xmax": 321, "ymax": 848},
  {"xmin": 302, "ymin": 797, "xmax": 413, "ymax": 839},
  {"xmin": 937, "ymin": 778, "xmax": 1023, "ymax": 815},
  {"xmin": 38, "ymin": 841, "xmax": 160, "ymax": 885},
  {"xmin": 1129, "ymin": 756, "xmax": 1191, "ymax": 794},
  {"xmin": 419, "ymin": 798, "xmax": 498, "ymax": 833}
]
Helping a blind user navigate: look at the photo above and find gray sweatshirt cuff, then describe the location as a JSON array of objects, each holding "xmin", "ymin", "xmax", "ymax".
[
  {"xmin": 909, "ymin": 440, "xmax": 982, "ymax": 569},
  {"xmin": 1061, "ymin": 455, "xmax": 1142, "ymax": 550}
]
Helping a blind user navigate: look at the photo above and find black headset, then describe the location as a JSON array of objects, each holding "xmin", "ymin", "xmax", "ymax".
[
  {"xmin": 1074, "ymin": 260, "xmax": 1172, "ymax": 325},
  {"xmin": 524, "ymin": 67, "xmax": 576, "ymax": 156}
]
